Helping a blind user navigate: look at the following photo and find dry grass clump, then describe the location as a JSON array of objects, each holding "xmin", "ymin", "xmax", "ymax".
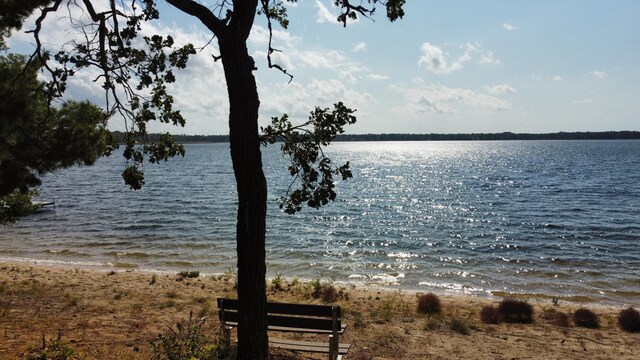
[
  {"xmin": 449, "ymin": 318, "xmax": 470, "ymax": 335},
  {"xmin": 572, "ymin": 308, "xmax": 599, "ymax": 328},
  {"xmin": 480, "ymin": 305, "xmax": 501, "ymax": 324},
  {"xmin": 416, "ymin": 293, "xmax": 441, "ymax": 314},
  {"xmin": 618, "ymin": 307, "xmax": 640, "ymax": 333},
  {"xmin": 321, "ymin": 285, "xmax": 338, "ymax": 303},
  {"xmin": 498, "ymin": 298, "xmax": 533, "ymax": 324},
  {"xmin": 552, "ymin": 311, "xmax": 571, "ymax": 327}
]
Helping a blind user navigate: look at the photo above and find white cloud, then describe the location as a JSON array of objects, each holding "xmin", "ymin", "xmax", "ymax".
[
  {"xmin": 392, "ymin": 80, "xmax": 512, "ymax": 114},
  {"xmin": 503, "ymin": 23, "xmax": 517, "ymax": 31},
  {"xmin": 552, "ymin": 75, "xmax": 564, "ymax": 81},
  {"xmin": 367, "ymin": 73, "xmax": 390, "ymax": 81},
  {"xmin": 352, "ymin": 42, "xmax": 367, "ymax": 52},
  {"xmin": 260, "ymin": 78, "xmax": 374, "ymax": 123},
  {"xmin": 418, "ymin": 42, "xmax": 499, "ymax": 74},
  {"xmin": 484, "ymin": 84, "xmax": 516, "ymax": 95},
  {"xmin": 590, "ymin": 70, "xmax": 608, "ymax": 80},
  {"xmin": 418, "ymin": 43, "xmax": 466, "ymax": 74},
  {"xmin": 573, "ymin": 99, "xmax": 593, "ymax": 104},
  {"xmin": 479, "ymin": 51, "xmax": 501, "ymax": 64},
  {"xmin": 315, "ymin": 0, "xmax": 338, "ymax": 24}
]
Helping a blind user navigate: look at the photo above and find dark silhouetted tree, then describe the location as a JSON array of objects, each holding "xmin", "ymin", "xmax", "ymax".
[{"xmin": 20, "ymin": 1, "xmax": 405, "ymax": 358}]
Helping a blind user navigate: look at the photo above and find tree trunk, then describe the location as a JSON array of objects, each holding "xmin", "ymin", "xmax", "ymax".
[{"xmin": 219, "ymin": 31, "xmax": 269, "ymax": 359}]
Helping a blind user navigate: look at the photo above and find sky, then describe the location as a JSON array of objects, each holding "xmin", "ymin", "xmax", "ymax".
[{"xmin": 8, "ymin": 0, "xmax": 640, "ymax": 135}]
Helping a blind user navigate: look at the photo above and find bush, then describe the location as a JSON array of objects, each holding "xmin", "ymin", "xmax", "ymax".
[
  {"xmin": 321, "ymin": 285, "xmax": 338, "ymax": 303},
  {"xmin": 25, "ymin": 335, "xmax": 77, "ymax": 360},
  {"xmin": 449, "ymin": 318, "xmax": 470, "ymax": 335},
  {"xmin": 151, "ymin": 312, "xmax": 218, "ymax": 360},
  {"xmin": 177, "ymin": 271, "xmax": 200, "ymax": 279},
  {"xmin": 416, "ymin": 293, "xmax": 441, "ymax": 314},
  {"xmin": 552, "ymin": 311, "xmax": 570, "ymax": 327},
  {"xmin": 480, "ymin": 305, "xmax": 501, "ymax": 324},
  {"xmin": 618, "ymin": 307, "xmax": 640, "ymax": 333},
  {"xmin": 498, "ymin": 298, "xmax": 533, "ymax": 324},
  {"xmin": 573, "ymin": 308, "xmax": 599, "ymax": 328}
]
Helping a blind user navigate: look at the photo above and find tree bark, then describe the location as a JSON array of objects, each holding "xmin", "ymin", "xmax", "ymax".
[{"xmin": 218, "ymin": 28, "xmax": 269, "ymax": 360}]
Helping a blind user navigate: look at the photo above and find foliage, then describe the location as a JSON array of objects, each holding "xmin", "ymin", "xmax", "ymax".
[
  {"xmin": 618, "ymin": 307, "xmax": 640, "ymax": 333},
  {"xmin": 572, "ymin": 308, "xmax": 599, "ymax": 329},
  {"xmin": 151, "ymin": 312, "xmax": 218, "ymax": 360},
  {"xmin": 0, "ymin": 54, "xmax": 117, "ymax": 197},
  {"xmin": 25, "ymin": 335, "xmax": 77, "ymax": 360},
  {"xmin": 416, "ymin": 293, "xmax": 441, "ymax": 314},
  {"xmin": 449, "ymin": 318, "xmax": 470, "ymax": 335},
  {"xmin": 0, "ymin": 190, "xmax": 41, "ymax": 224},
  {"xmin": 480, "ymin": 305, "xmax": 501, "ymax": 324},
  {"xmin": 498, "ymin": 298, "xmax": 534, "ymax": 324},
  {"xmin": 177, "ymin": 271, "xmax": 200, "ymax": 279},
  {"xmin": 261, "ymin": 102, "xmax": 357, "ymax": 214},
  {"xmin": 321, "ymin": 284, "xmax": 338, "ymax": 303},
  {"xmin": 271, "ymin": 273, "xmax": 284, "ymax": 292},
  {"xmin": 552, "ymin": 311, "xmax": 570, "ymax": 327}
]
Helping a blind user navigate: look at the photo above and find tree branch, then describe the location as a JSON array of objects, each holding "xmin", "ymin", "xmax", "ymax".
[{"xmin": 165, "ymin": 0, "xmax": 227, "ymax": 36}]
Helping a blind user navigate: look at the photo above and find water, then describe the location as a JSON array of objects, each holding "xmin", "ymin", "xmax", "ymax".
[{"xmin": 1, "ymin": 140, "xmax": 639, "ymax": 305}]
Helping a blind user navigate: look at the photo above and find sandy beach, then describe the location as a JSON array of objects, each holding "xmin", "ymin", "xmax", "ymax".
[{"xmin": 0, "ymin": 262, "xmax": 638, "ymax": 359}]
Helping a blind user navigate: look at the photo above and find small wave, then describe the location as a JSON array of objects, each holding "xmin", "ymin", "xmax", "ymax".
[
  {"xmin": 104, "ymin": 251, "xmax": 151, "ymax": 259},
  {"xmin": 45, "ymin": 249, "xmax": 85, "ymax": 256}
]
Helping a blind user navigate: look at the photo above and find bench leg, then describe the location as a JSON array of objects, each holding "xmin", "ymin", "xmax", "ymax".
[
  {"xmin": 222, "ymin": 325, "xmax": 231, "ymax": 355},
  {"xmin": 328, "ymin": 334, "xmax": 339, "ymax": 360}
]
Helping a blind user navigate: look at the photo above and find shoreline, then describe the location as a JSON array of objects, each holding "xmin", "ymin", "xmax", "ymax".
[
  {"xmin": 1, "ymin": 261, "xmax": 639, "ymax": 359},
  {"xmin": 2, "ymin": 255, "xmax": 637, "ymax": 308}
]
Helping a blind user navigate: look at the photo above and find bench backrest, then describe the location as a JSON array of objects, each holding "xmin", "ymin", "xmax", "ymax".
[{"xmin": 217, "ymin": 298, "xmax": 341, "ymax": 332}]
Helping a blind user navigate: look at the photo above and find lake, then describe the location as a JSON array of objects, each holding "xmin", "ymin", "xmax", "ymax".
[{"xmin": 1, "ymin": 140, "xmax": 639, "ymax": 305}]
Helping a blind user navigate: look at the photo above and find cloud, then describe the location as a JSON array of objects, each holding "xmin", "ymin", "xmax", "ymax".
[
  {"xmin": 552, "ymin": 75, "xmax": 564, "ymax": 81},
  {"xmin": 260, "ymin": 78, "xmax": 374, "ymax": 122},
  {"xmin": 590, "ymin": 70, "xmax": 608, "ymax": 80},
  {"xmin": 367, "ymin": 73, "xmax": 390, "ymax": 81},
  {"xmin": 418, "ymin": 42, "xmax": 499, "ymax": 74},
  {"xmin": 479, "ymin": 51, "xmax": 501, "ymax": 64},
  {"xmin": 503, "ymin": 23, "xmax": 517, "ymax": 31},
  {"xmin": 352, "ymin": 42, "xmax": 367, "ymax": 52},
  {"xmin": 315, "ymin": 0, "xmax": 338, "ymax": 24},
  {"xmin": 573, "ymin": 99, "xmax": 593, "ymax": 104},
  {"xmin": 418, "ymin": 43, "xmax": 466, "ymax": 74},
  {"xmin": 392, "ymin": 79, "xmax": 512, "ymax": 114},
  {"xmin": 484, "ymin": 84, "xmax": 516, "ymax": 95}
]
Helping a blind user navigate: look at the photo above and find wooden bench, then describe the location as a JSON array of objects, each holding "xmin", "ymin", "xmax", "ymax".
[{"xmin": 217, "ymin": 298, "xmax": 350, "ymax": 360}]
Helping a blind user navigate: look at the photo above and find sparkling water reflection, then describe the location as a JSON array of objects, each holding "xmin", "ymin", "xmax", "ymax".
[{"xmin": 1, "ymin": 140, "xmax": 639, "ymax": 304}]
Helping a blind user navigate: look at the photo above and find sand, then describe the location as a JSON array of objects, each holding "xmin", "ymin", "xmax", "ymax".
[{"xmin": 0, "ymin": 262, "xmax": 638, "ymax": 359}]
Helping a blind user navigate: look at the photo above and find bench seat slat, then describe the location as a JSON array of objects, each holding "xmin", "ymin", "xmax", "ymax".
[
  {"xmin": 221, "ymin": 310, "xmax": 339, "ymax": 332},
  {"xmin": 224, "ymin": 321, "xmax": 347, "ymax": 334},
  {"xmin": 269, "ymin": 338, "xmax": 351, "ymax": 354}
]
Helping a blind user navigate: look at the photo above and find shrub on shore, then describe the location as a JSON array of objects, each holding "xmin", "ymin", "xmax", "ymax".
[
  {"xmin": 573, "ymin": 308, "xmax": 599, "ymax": 328},
  {"xmin": 321, "ymin": 285, "xmax": 338, "ymax": 303},
  {"xmin": 480, "ymin": 305, "xmax": 501, "ymax": 324},
  {"xmin": 618, "ymin": 307, "xmax": 640, "ymax": 333},
  {"xmin": 498, "ymin": 298, "xmax": 533, "ymax": 324},
  {"xmin": 416, "ymin": 293, "xmax": 441, "ymax": 314},
  {"xmin": 552, "ymin": 311, "xmax": 571, "ymax": 327}
]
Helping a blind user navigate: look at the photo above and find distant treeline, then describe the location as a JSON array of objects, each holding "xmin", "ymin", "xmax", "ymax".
[{"xmin": 111, "ymin": 131, "xmax": 640, "ymax": 144}]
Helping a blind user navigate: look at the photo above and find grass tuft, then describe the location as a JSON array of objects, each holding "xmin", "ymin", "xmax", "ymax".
[
  {"xmin": 449, "ymin": 318, "xmax": 470, "ymax": 335},
  {"xmin": 552, "ymin": 311, "xmax": 570, "ymax": 327},
  {"xmin": 498, "ymin": 298, "xmax": 533, "ymax": 324},
  {"xmin": 480, "ymin": 305, "xmax": 501, "ymax": 324},
  {"xmin": 618, "ymin": 307, "xmax": 640, "ymax": 333},
  {"xmin": 416, "ymin": 293, "xmax": 441, "ymax": 314},
  {"xmin": 572, "ymin": 308, "xmax": 599, "ymax": 328},
  {"xmin": 321, "ymin": 285, "xmax": 338, "ymax": 303}
]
